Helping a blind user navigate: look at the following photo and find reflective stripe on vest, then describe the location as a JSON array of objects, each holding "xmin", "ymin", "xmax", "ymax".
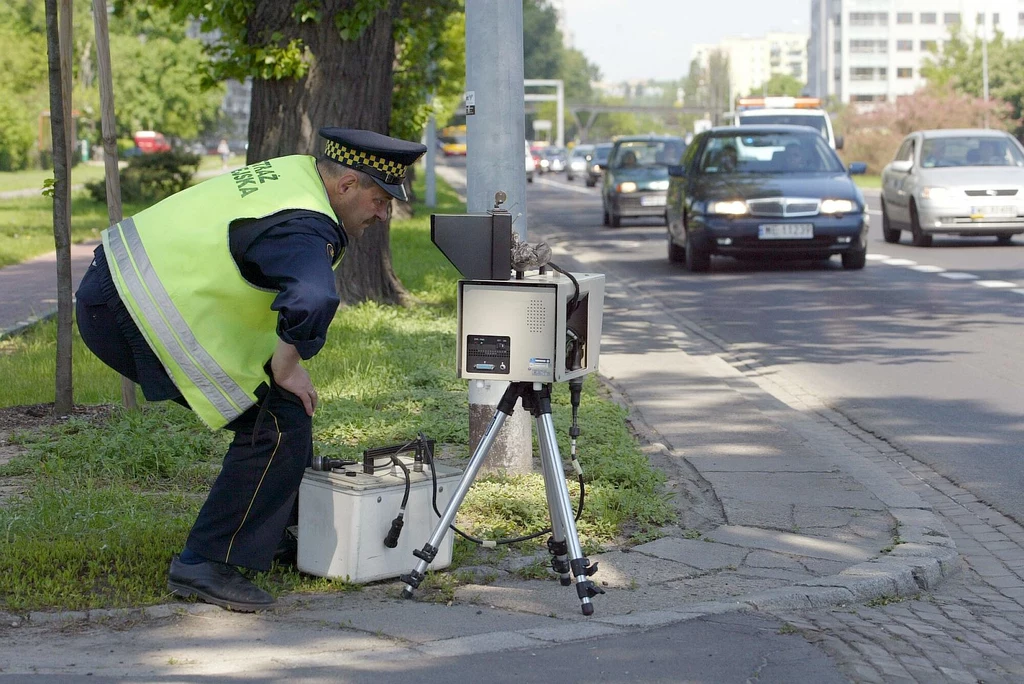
[{"xmin": 106, "ymin": 216, "xmax": 252, "ymax": 418}]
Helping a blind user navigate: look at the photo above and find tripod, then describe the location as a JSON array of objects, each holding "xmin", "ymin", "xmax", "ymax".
[{"xmin": 400, "ymin": 381, "xmax": 604, "ymax": 615}]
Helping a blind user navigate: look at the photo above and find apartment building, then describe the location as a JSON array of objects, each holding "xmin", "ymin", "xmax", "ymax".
[
  {"xmin": 692, "ymin": 32, "xmax": 809, "ymax": 104},
  {"xmin": 808, "ymin": 0, "xmax": 1022, "ymax": 104}
]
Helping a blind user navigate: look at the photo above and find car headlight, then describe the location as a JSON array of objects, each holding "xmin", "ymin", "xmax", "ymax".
[
  {"xmin": 819, "ymin": 199, "xmax": 855, "ymax": 214},
  {"xmin": 709, "ymin": 200, "xmax": 748, "ymax": 215},
  {"xmin": 617, "ymin": 181, "xmax": 638, "ymax": 193},
  {"xmin": 649, "ymin": 180, "xmax": 669, "ymax": 190},
  {"xmin": 920, "ymin": 186, "xmax": 949, "ymax": 200}
]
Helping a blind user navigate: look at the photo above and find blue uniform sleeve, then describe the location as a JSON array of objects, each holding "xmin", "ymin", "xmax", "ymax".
[{"xmin": 240, "ymin": 215, "xmax": 343, "ymax": 359}]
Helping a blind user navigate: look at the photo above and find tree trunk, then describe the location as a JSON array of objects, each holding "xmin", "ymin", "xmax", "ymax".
[
  {"xmin": 246, "ymin": 0, "xmax": 408, "ymax": 306},
  {"xmin": 45, "ymin": 0, "xmax": 74, "ymax": 417}
]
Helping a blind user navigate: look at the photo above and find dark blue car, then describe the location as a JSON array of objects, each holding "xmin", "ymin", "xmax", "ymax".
[{"xmin": 666, "ymin": 126, "xmax": 869, "ymax": 272}]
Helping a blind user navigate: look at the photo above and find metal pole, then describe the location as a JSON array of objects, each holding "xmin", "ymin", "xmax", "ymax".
[
  {"xmin": 425, "ymin": 95, "xmax": 437, "ymax": 208},
  {"xmin": 465, "ymin": 0, "xmax": 532, "ymax": 473},
  {"xmin": 981, "ymin": 17, "xmax": 990, "ymax": 128},
  {"xmin": 556, "ymin": 80, "xmax": 564, "ymax": 147}
]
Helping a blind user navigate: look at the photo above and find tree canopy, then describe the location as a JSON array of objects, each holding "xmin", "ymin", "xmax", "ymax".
[{"xmin": 921, "ymin": 30, "xmax": 1024, "ymax": 137}]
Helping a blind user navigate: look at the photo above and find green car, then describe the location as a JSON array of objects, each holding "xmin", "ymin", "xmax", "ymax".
[{"xmin": 601, "ymin": 135, "xmax": 686, "ymax": 227}]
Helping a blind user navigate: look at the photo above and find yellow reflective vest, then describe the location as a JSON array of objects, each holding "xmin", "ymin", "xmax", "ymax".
[{"xmin": 103, "ymin": 155, "xmax": 340, "ymax": 429}]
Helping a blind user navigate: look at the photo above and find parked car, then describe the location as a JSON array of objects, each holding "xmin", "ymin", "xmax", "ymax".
[
  {"xmin": 601, "ymin": 135, "xmax": 686, "ymax": 227},
  {"xmin": 133, "ymin": 130, "xmax": 171, "ymax": 154},
  {"xmin": 880, "ymin": 128, "xmax": 1024, "ymax": 246},
  {"xmin": 526, "ymin": 140, "xmax": 536, "ymax": 183},
  {"xmin": 567, "ymin": 144, "xmax": 594, "ymax": 181},
  {"xmin": 585, "ymin": 143, "xmax": 612, "ymax": 187},
  {"xmin": 666, "ymin": 125, "xmax": 869, "ymax": 272}
]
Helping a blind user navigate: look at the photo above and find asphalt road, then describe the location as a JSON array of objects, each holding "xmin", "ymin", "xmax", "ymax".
[{"xmin": 525, "ymin": 170, "xmax": 1024, "ymax": 523}]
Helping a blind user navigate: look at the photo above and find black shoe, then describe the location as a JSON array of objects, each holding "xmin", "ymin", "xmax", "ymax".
[
  {"xmin": 167, "ymin": 556, "xmax": 275, "ymax": 612},
  {"xmin": 273, "ymin": 526, "xmax": 298, "ymax": 568}
]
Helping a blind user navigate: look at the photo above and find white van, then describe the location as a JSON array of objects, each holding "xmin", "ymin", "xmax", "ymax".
[{"xmin": 732, "ymin": 97, "xmax": 841, "ymax": 151}]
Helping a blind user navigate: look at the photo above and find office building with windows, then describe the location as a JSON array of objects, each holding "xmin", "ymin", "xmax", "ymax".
[{"xmin": 808, "ymin": 0, "xmax": 1021, "ymax": 104}]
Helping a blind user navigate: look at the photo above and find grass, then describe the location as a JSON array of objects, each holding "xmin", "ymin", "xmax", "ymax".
[
  {"xmin": 0, "ymin": 164, "xmax": 109, "ymax": 195},
  {"xmin": 0, "ymin": 154, "xmax": 245, "ymax": 195},
  {"xmin": 0, "ymin": 172, "xmax": 676, "ymax": 613},
  {"xmin": 0, "ymin": 193, "xmax": 151, "ymax": 269},
  {"xmin": 0, "ymin": 156, "xmax": 245, "ymax": 268},
  {"xmin": 853, "ymin": 174, "xmax": 881, "ymax": 189}
]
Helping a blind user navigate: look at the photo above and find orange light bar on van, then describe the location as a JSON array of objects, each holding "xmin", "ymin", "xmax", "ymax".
[{"xmin": 736, "ymin": 96, "xmax": 823, "ymax": 110}]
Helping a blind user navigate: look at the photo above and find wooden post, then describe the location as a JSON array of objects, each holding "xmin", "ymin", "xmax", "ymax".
[
  {"xmin": 45, "ymin": 0, "xmax": 74, "ymax": 416},
  {"xmin": 92, "ymin": 0, "xmax": 138, "ymax": 410}
]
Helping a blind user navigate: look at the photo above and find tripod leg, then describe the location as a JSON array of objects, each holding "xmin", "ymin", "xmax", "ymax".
[
  {"xmin": 401, "ymin": 382, "xmax": 524, "ymax": 599},
  {"xmin": 537, "ymin": 424, "xmax": 572, "ymax": 587},
  {"xmin": 533, "ymin": 390, "xmax": 604, "ymax": 616}
]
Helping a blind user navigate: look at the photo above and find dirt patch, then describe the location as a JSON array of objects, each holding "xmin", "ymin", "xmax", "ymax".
[
  {"xmin": 0, "ymin": 403, "xmax": 114, "ymax": 504},
  {"xmin": 0, "ymin": 403, "xmax": 112, "ymax": 439}
]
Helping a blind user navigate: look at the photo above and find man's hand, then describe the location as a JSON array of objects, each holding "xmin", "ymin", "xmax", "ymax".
[{"xmin": 270, "ymin": 340, "xmax": 317, "ymax": 416}]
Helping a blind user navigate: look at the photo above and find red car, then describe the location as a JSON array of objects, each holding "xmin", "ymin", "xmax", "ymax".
[{"xmin": 133, "ymin": 131, "xmax": 171, "ymax": 154}]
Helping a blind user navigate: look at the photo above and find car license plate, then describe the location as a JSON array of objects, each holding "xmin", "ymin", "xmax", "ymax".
[
  {"xmin": 758, "ymin": 223, "xmax": 814, "ymax": 239},
  {"xmin": 970, "ymin": 205, "xmax": 1016, "ymax": 218},
  {"xmin": 640, "ymin": 195, "xmax": 666, "ymax": 207}
]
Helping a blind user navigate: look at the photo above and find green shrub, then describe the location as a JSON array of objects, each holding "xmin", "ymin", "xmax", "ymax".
[
  {"xmin": 85, "ymin": 150, "xmax": 201, "ymax": 203},
  {"xmin": 0, "ymin": 100, "xmax": 35, "ymax": 172}
]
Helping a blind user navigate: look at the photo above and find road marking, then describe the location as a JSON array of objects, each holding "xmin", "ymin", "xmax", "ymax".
[
  {"xmin": 533, "ymin": 176, "xmax": 597, "ymax": 195},
  {"xmin": 866, "ymin": 254, "xmax": 890, "ymax": 261},
  {"xmin": 938, "ymin": 272, "xmax": 979, "ymax": 280},
  {"xmin": 882, "ymin": 258, "xmax": 917, "ymax": 266},
  {"xmin": 911, "ymin": 265, "xmax": 946, "ymax": 273},
  {"xmin": 976, "ymin": 280, "xmax": 1019, "ymax": 289},
  {"xmin": 1013, "ymin": 289, "xmax": 1024, "ymax": 296}
]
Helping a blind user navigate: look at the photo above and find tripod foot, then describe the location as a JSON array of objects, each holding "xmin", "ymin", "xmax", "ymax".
[
  {"xmin": 582, "ymin": 602, "xmax": 594, "ymax": 616},
  {"xmin": 401, "ymin": 587, "xmax": 415, "ymax": 600}
]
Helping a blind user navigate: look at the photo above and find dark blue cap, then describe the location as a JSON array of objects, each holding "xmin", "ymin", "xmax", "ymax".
[{"xmin": 319, "ymin": 128, "xmax": 427, "ymax": 202}]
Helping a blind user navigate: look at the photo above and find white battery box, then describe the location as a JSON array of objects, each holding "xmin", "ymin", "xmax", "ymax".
[{"xmin": 297, "ymin": 462, "xmax": 463, "ymax": 583}]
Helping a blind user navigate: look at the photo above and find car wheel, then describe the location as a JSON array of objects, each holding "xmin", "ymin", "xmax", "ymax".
[
  {"xmin": 610, "ymin": 212, "xmax": 621, "ymax": 228},
  {"xmin": 585, "ymin": 179, "xmax": 596, "ymax": 188},
  {"xmin": 668, "ymin": 235, "xmax": 685, "ymax": 263},
  {"xmin": 881, "ymin": 199, "xmax": 900, "ymax": 244},
  {"xmin": 842, "ymin": 247, "xmax": 867, "ymax": 270},
  {"xmin": 602, "ymin": 207, "xmax": 610, "ymax": 226},
  {"xmin": 997, "ymin": 233, "xmax": 1014, "ymax": 245},
  {"xmin": 910, "ymin": 202, "xmax": 932, "ymax": 247},
  {"xmin": 684, "ymin": 237, "xmax": 710, "ymax": 272}
]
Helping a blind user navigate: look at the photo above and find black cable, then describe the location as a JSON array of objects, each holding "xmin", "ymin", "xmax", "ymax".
[
  {"xmin": 420, "ymin": 429, "xmax": 586, "ymax": 548},
  {"xmin": 377, "ymin": 438, "xmax": 417, "ymax": 548},
  {"xmin": 546, "ymin": 261, "xmax": 580, "ymax": 315}
]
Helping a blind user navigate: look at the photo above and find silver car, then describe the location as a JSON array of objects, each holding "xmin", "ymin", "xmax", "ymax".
[{"xmin": 881, "ymin": 129, "xmax": 1024, "ymax": 246}]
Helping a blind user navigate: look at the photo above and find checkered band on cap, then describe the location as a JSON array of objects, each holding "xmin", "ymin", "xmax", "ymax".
[{"xmin": 324, "ymin": 140, "xmax": 407, "ymax": 183}]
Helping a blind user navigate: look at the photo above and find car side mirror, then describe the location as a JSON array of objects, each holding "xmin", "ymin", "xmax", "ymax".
[
  {"xmin": 834, "ymin": 135, "xmax": 844, "ymax": 151},
  {"xmin": 888, "ymin": 160, "xmax": 913, "ymax": 173},
  {"xmin": 668, "ymin": 164, "xmax": 686, "ymax": 178},
  {"xmin": 848, "ymin": 162, "xmax": 867, "ymax": 175}
]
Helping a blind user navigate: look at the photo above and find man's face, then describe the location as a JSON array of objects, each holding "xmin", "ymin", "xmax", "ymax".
[{"xmin": 329, "ymin": 174, "xmax": 394, "ymax": 239}]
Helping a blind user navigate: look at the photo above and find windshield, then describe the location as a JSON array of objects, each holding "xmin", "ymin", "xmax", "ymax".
[
  {"xmin": 699, "ymin": 131, "xmax": 845, "ymax": 175},
  {"xmin": 592, "ymin": 144, "xmax": 611, "ymax": 163},
  {"xmin": 609, "ymin": 139, "xmax": 685, "ymax": 169},
  {"xmin": 920, "ymin": 136, "xmax": 1024, "ymax": 168},
  {"xmin": 738, "ymin": 114, "xmax": 828, "ymax": 138}
]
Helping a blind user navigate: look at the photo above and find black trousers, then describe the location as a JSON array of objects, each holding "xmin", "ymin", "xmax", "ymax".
[{"xmin": 76, "ymin": 252, "xmax": 311, "ymax": 572}]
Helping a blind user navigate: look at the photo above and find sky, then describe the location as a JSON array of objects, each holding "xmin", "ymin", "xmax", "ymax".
[{"xmin": 558, "ymin": 0, "xmax": 812, "ymax": 83}]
